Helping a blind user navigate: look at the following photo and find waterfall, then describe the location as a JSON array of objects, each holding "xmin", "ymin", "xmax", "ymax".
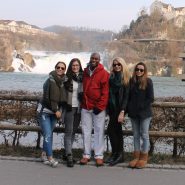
[{"xmin": 12, "ymin": 51, "xmax": 92, "ymax": 74}]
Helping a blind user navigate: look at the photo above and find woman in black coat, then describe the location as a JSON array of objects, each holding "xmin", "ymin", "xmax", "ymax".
[
  {"xmin": 128, "ymin": 62, "xmax": 154, "ymax": 169},
  {"xmin": 106, "ymin": 57, "xmax": 130, "ymax": 166}
]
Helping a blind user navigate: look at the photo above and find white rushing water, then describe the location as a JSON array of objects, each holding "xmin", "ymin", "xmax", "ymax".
[{"xmin": 11, "ymin": 50, "xmax": 108, "ymax": 74}]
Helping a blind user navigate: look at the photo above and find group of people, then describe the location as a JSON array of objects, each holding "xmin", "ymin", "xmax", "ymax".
[{"xmin": 37, "ymin": 52, "xmax": 154, "ymax": 169}]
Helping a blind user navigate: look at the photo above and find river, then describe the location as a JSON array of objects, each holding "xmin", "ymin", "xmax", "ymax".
[{"xmin": 0, "ymin": 72, "xmax": 185, "ymax": 98}]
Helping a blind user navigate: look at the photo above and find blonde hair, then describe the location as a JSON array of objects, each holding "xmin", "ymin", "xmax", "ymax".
[{"xmin": 110, "ymin": 57, "xmax": 130, "ymax": 86}]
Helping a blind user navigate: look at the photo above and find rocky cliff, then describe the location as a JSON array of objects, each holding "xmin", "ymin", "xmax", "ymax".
[
  {"xmin": 0, "ymin": 37, "xmax": 14, "ymax": 72},
  {"xmin": 107, "ymin": 3, "xmax": 185, "ymax": 76},
  {"xmin": 0, "ymin": 20, "xmax": 84, "ymax": 72}
]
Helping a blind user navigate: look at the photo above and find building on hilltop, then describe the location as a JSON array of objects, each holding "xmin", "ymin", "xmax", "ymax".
[
  {"xmin": 0, "ymin": 20, "xmax": 57, "ymax": 37},
  {"xmin": 150, "ymin": 0, "xmax": 185, "ymax": 27}
]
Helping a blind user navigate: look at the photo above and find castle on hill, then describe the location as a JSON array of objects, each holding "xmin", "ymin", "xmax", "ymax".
[{"xmin": 150, "ymin": 0, "xmax": 185, "ymax": 27}]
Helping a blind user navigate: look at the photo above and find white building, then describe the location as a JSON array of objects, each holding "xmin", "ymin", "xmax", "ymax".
[{"xmin": 0, "ymin": 20, "xmax": 57, "ymax": 37}]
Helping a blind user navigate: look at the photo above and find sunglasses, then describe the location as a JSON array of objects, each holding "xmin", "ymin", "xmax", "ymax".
[
  {"xmin": 135, "ymin": 68, "xmax": 144, "ymax": 72},
  {"xmin": 113, "ymin": 63, "xmax": 121, "ymax": 67},
  {"xmin": 56, "ymin": 66, "xmax": 65, "ymax": 70}
]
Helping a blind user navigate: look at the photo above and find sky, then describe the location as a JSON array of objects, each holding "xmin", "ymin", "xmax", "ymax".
[{"xmin": 0, "ymin": 0, "xmax": 184, "ymax": 32}]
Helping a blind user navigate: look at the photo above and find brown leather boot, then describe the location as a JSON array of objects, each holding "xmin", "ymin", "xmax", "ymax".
[
  {"xmin": 128, "ymin": 151, "xmax": 140, "ymax": 168},
  {"xmin": 96, "ymin": 158, "xmax": 104, "ymax": 167},
  {"xmin": 135, "ymin": 152, "xmax": 148, "ymax": 169},
  {"xmin": 80, "ymin": 157, "xmax": 90, "ymax": 165}
]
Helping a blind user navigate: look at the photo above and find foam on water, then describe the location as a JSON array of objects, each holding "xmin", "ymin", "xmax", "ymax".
[{"xmin": 12, "ymin": 51, "xmax": 93, "ymax": 74}]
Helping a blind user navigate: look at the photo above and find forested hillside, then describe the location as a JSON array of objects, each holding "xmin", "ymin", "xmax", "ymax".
[{"xmin": 44, "ymin": 25, "xmax": 113, "ymax": 51}]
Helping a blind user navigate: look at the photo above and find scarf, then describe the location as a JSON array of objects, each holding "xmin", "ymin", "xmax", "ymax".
[
  {"xmin": 109, "ymin": 72, "xmax": 122, "ymax": 112},
  {"xmin": 64, "ymin": 72, "xmax": 83, "ymax": 92},
  {"xmin": 49, "ymin": 70, "xmax": 67, "ymax": 87}
]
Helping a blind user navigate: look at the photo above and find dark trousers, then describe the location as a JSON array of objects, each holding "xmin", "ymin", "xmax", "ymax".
[
  {"xmin": 64, "ymin": 107, "xmax": 81, "ymax": 155},
  {"xmin": 107, "ymin": 114, "xmax": 123, "ymax": 154}
]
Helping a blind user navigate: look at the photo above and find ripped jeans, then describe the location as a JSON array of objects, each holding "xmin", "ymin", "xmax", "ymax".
[{"xmin": 39, "ymin": 112, "xmax": 57, "ymax": 157}]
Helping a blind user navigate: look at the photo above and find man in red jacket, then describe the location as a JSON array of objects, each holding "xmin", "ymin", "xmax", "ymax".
[{"xmin": 80, "ymin": 52, "xmax": 109, "ymax": 166}]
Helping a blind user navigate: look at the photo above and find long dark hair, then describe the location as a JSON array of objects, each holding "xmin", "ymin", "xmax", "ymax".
[
  {"xmin": 64, "ymin": 58, "xmax": 83, "ymax": 92},
  {"xmin": 66, "ymin": 58, "xmax": 83, "ymax": 77},
  {"xmin": 132, "ymin": 62, "xmax": 148, "ymax": 90}
]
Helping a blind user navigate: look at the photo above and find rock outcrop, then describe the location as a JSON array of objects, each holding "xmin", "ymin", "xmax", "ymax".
[
  {"xmin": 16, "ymin": 52, "xmax": 35, "ymax": 68},
  {"xmin": 0, "ymin": 20, "xmax": 55, "ymax": 72},
  {"xmin": 0, "ymin": 38, "xmax": 13, "ymax": 72}
]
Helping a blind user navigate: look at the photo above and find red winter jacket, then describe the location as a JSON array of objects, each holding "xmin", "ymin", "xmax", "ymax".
[{"xmin": 81, "ymin": 63, "xmax": 109, "ymax": 111}]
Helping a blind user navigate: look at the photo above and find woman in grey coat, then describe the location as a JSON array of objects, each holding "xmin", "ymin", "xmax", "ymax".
[{"xmin": 63, "ymin": 58, "xmax": 83, "ymax": 167}]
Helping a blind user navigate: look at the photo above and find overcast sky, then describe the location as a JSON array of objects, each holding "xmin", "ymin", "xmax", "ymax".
[{"xmin": 0, "ymin": 0, "xmax": 184, "ymax": 32}]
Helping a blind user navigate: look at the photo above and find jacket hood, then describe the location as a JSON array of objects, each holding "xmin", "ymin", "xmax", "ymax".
[
  {"xmin": 49, "ymin": 70, "xmax": 68, "ymax": 86},
  {"xmin": 85, "ymin": 63, "xmax": 105, "ymax": 75}
]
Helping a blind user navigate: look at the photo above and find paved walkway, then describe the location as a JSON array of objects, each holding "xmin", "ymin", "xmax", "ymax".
[
  {"xmin": 0, "ymin": 156, "xmax": 185, "ymax": 185},
  {"xmin": 1, "ymin": 155, "xmax": 185, "ymax": 170}
]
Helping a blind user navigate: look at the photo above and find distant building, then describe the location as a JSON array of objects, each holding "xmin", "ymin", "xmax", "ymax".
[
  {"xmin": 0, "ymin": 20, "xmax": 57, "ymax": 37},
  {"xmin": 150, "ymin": 0, "xmax": 185, "ymax": 27}
]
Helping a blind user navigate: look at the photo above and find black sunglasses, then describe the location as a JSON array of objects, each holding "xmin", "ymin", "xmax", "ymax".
[
  {"xmin": 135, "ymin": 68, "xmax": 144, "ymax": 72},
  {"xmin": 56, "ymin": 66, "xmax": 65, "ymax": 70},
  {"xmin": 113, "ymin": 63, "xmax": 121, "ymax": 67}
]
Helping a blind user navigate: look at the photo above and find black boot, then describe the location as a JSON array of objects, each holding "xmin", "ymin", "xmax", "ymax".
[
  {"xmin": 67, "ymin": 154, "xmax": 74, "ymax": 167},
  {"xmin": 109, "ymin": 152, "xmax": 123, "ymax": 166},
  {"xmin": 62, "ymin": 150, "xmax": 67, "ymax": 161},
  {"xmin": 105, "ymin": 153, "xmax": 117, "ymax": 164}
]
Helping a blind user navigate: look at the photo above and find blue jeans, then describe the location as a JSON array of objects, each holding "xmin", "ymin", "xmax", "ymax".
[
  {"xmin": 39, "ymin": 112, "xmax": 57, "ymax": 157},
  {"xmin": 130, "ymin": 117, "xmax": 152, "ymax": 153}
]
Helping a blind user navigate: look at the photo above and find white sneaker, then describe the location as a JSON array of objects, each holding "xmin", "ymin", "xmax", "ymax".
[
  {"xmin": 41, "ymin": 155, "xmax": 51, "ymax": 165},
  {"xmin": 47, "ymin": 159, "xmax": 58, "ymax": 168},
  {"xmin": 43, "ymin": 159, "xmax": 50, "ymax": 165},
  {"xmin": 41, "ymin": 155, "xmax": 48, "ymax": 162}
]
